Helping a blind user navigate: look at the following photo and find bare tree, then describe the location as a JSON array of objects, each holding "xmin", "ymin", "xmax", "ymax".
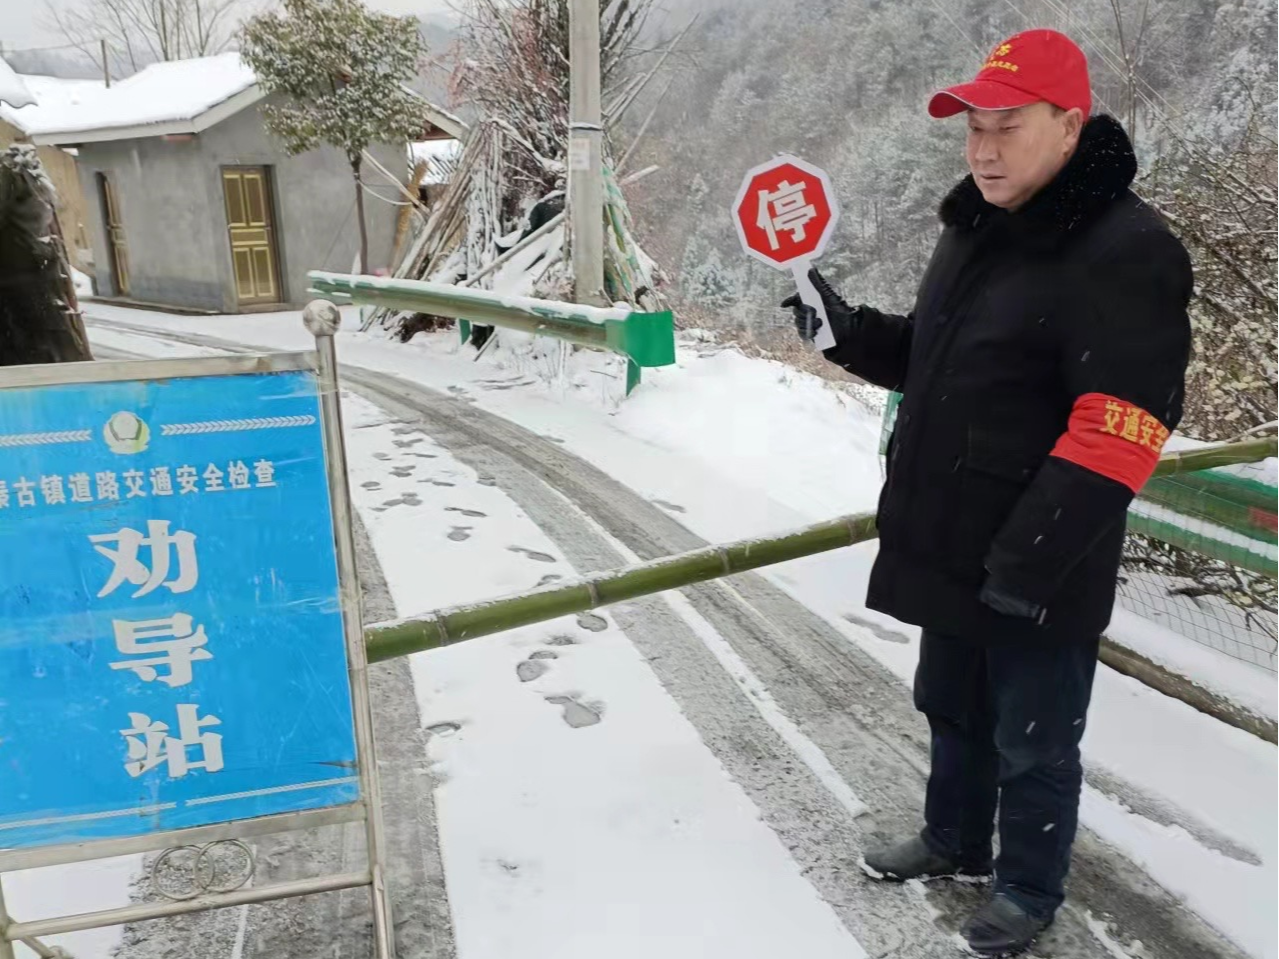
[
  {"xmin": 447, "ymin": 0, "xmax": 653, "ymax": 197},
  {"xmin": 1086, "ymin": 0, "xmax": 1190, "ymax": 142},
  {"xmin": 1144, "ymin": 97, "xmax": 1277, "ymax": 441},
  {"xmin": 43, "ymin": 0, "xmax": 244, "ymax": 76}
]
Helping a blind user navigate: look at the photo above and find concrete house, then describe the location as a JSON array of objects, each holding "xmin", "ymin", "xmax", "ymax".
[
  {"xmin": 0, "ymin": 73, "xmax": 105, "ymax": 271},
  {"xmin": 28, "ymin": 53, "xmax": 463, "ymax": 314}
]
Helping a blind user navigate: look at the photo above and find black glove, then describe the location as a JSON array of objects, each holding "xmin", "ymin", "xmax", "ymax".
[
  {"xmin": 780, "ymin": 268, "xmax": 854, "ymax": 345},
  {"xmin": 979, "ymin": 577, "xmax": 1045, "ymax": 622}
]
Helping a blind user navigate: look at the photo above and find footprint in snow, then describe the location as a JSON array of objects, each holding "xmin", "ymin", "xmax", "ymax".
[
  {"xmin": 477, "ymin": 476, "xmax": 497, "ymax": 487},
  {"xmin": 373, "ymin": 452, "xmax": 392, "ymax": 461},
  {"xmin": 515, "ymin": 650, "xmax": 558, "ymax": 682},
  {"xmin": 446, "ymin": 507, "xmax": 487, "ymax": 518},
  {"xmin": 447, "ymin": 527, "xmax": 472, "ymax": 542},
  {"xmin": 535, "ymin": 573, "xmax": 563, "ymax": 587},
  {"xmin": 382, "ymin": 492, "xmax": 423, "ymax": 509},
  {"xmin": 428, "ymin": 480, "xmax": 457, "ymax": 488},
  {"xmin": 546, "ymin": 634, "xmax": 576, "ymax": 647},
  {"xmin": 842, "ymin": 611, "xmax": 911, "ymax": 644},
  {"xmin": 393, "ymin": 437, "xmax": 425, "ymax": 448},
  {"xmin": 653, "ymin": 499, "xmax": 687, "ymax": 514},
  {"xmin": 361, "ymin": 481, "xmax": 382, "ymax": 490},
  {"xmin": 576, "ymin": 612, "xmax": 608, "ymax": 633},
  {"xmin": 509, "ymin": 546, "xmax": 556, "ymax": 564},
  {"xmin": 545, "ymin": 695, "xmax": 602, "ymax": 728},
  {"xmin": 390, "ymin": 465, "xmax": 415, "ymax": 477},
  {"xmin": 391, "ymin": 425, "xmax": 418, "ymax": 435},
  {"xmin": 425, "ymin": 721, "xmax": 461, "ymax": 738}
]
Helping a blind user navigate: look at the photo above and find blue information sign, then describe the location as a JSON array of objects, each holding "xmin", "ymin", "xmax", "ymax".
[{"xmin": 0, "ymin": 368, "xmax": 359, "ymax": 850}]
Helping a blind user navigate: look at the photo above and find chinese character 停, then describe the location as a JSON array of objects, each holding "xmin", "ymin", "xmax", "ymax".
[
  {"xmin": 89, "ymin": 520, "xmax": 199, "ymax": 598},
  {"xmin": 120, "ymin": 704, "xmax": 224, "ymax": 778},
  {"xmin": 756, "ymin": 178, "xmax": 818, "ymax": 252},
  {"xmin": 110, "ymin": 613, "xmax": 212, "ymax": 688}
]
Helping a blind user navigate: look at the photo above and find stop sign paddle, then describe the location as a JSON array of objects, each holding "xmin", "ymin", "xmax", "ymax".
[{"xmin": 732, "ymin": 155, "xmax": 841, "ymax": 351}]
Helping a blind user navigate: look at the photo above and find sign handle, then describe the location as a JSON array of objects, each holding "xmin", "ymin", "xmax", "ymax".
[{"xmin": 790, "ymin": 259, "xmax": 837, "ymax": 352}]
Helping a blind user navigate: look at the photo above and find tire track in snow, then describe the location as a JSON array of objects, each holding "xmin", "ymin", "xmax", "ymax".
[{"xmin": 88, "ymin": 320, "xmax": 1250, "ymax": 959}]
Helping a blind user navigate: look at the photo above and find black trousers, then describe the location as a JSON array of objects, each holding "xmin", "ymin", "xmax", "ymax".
[{"xmin": 914, "ymin": 629, "xmax": 1099, "ymax": 920}]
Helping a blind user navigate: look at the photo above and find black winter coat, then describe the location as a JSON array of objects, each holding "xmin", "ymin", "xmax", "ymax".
[{"xmin": 826, "ymin": 116, "xmax": 1192, "ymax": 643}]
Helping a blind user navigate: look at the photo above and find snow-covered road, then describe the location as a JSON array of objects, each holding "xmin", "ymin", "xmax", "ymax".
[{"xmin": 6, "ymin": 308, "xmax": 1270, "ymax": 959}]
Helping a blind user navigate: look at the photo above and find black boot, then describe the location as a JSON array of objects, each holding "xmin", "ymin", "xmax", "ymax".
[
  {"xmin": 961, "ymin": 893, "xmax": 1053, "ymax": 957},
  {"xmin": 859, "ymin": 835, "xmax": 991, "ymax": 883}
]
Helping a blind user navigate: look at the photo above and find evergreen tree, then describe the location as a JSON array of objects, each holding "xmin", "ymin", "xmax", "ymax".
[{"xmin": 240, "ymin": 0, "xmax": 427, "ymax": 272}]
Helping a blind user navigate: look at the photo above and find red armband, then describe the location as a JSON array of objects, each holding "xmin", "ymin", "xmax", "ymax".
[{"xmin": 1050, "ymin": 393, "xmax": 1169, "ymax": 493}]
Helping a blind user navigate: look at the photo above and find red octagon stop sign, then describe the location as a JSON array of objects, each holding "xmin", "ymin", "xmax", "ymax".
[{"xmin": 732, "ymin": 155, "xmax": 839, "ymax": 267}]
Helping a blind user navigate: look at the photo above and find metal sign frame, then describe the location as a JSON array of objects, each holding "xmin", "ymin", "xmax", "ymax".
[{"xmin": 0, "ymin": 324, "xmax": 395, "ymax": 958}]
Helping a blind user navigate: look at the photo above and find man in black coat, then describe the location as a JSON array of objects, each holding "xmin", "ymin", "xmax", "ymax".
[{"xmin": 783, "ymin": 28, "xmax": 1191, "ymax": 957}]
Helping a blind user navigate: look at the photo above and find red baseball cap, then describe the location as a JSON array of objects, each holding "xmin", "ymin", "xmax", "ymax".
[{"xmin": 928, "ymin": 29, "xmax": 1091, "ymax": 119}]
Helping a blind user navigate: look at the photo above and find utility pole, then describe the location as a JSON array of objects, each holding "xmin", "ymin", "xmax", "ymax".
[
  {"xmin": 101, "ymin": 38, "xmax": 111, "ymax": 87},
  {"xmin": 567, "ymin": 0, "xmax": 605, "ymax": 305}
]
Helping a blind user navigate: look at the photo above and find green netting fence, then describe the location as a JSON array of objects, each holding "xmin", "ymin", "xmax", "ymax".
[{"xmin": 879, "ymin": 392, "xmax": 1278, "ymax": 672}]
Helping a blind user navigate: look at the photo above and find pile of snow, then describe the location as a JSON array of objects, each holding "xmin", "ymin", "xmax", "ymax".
[
  {"xmin": 0, "ymin": 56, "xmax": 34, "ymax": 109},
  {"xmin": 21, "ymin": 52, "xmax": 255, "ymax": 139},
  {"xmin": 1107, "ymin": 608, "xmax": 1276, "ymax": 721},
  {"xmin": 0, "ymin": 74, "xmax": 105, "ymax": 134},
  {"xmin": 72, "ymin": 267, "xmax": 94, "ymax": 297}
]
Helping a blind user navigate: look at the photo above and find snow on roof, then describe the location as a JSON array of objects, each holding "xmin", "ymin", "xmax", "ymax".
[
  {"xmin": 25, "ymin": 52, "xmax": 258, "ymax": 143},
  {"xmin": 409, "ymin": 138, "xmax": 460, "ymax": 183},
  {"xmin": 1, "ymin": 75, "xmax": 106, "ymax": 134},
  {"xmin": 419, "ymin": 99, "xmax": 469, "ymax": 140},
  {"xmin": 0, "ymin": 57, "xmax": 35, "ymax": 109}
]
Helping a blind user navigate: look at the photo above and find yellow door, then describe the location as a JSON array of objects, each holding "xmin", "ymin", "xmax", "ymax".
[
  {"xmin": 222, "ymin": 167, "xmax": 281, "ymax": 305},
  {"xmin": 98, "ymin": 173, "xmax": 129, "ymax": 296}
]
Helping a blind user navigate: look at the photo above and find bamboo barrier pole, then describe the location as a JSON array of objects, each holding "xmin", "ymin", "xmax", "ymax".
[
  {"xmin": 1098, "ymin": 638, "xmax": 1276, "ymax": 743},
  {"xmin": 365, "ymin": 438, "xmax": 1275, "ymax": 663},
  {"xmin": 1151, "ymin": 437, "xmax": 1276, "ymax": 477},
  {"xmin": 361, "ymin": 437, "xmax": 1276, "ymax": 740},
  {"xmin": 365, "ymin": 513, "xmax": 878, "ymax": 663}
]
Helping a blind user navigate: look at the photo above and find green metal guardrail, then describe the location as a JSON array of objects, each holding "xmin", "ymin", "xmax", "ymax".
[
  {"xmin": 308, "ymin": 271, "xmax": 676, "ymax": 394},
  {"xmin": 878, "ymin": 392, "xmax": 1277, "ymax": 574}
]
